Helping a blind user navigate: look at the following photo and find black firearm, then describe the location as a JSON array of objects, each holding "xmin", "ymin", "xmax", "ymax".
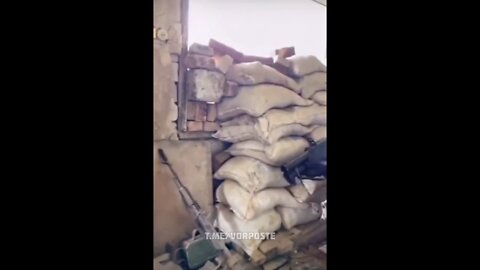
[
  {"xmin": 157, "ymin": 148, "xmax": 231, "ymax": 256},
  {"xmin": 158, "ymin": 149, "xmax": 259, "ymax": 270},
  {"xmin": 281, "ymin": 138, "xmax": 327, "ymax": 185}
]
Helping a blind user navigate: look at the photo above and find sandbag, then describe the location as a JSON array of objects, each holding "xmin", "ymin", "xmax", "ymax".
[
  {"xmin": 214, "ymin": 104, "xmax": 326, "ymax": 143},
  {"xmin": 217, "ymin": 84, "xmax": 313, "ymax": 120},
  {"xmin": 309, "ymin": 126, "xmax": 327, "ymax": 142},
  {"xmin": 226, "ymin": 62, "xmax": 300, "ymax": 92},
  {"xmin": 311, "ymin": 91, "xmax": 326, "ymax": 106},
  {"xmin": 214, "ymin": 156, "xmax": 289, "ymax": 192},
  {"xmin": 288, "ymin": 180, "xmax": 326, "ymax": 203},
  {"xmin": 214, "ymin": 122, "xmax": 316, "ymax": 144},
  {"xmin": 298, "ymin": 72, "xmax": 326, "ymax": 99},
  {"xmin": 219, "ymin": 114, "xmax": 256, "ymax": 127},
  {"xmin": 215, "ymin": 204, "xmax": 281, "ymax": 256},
  {"xmin": 226, "ymin": 137, "xmax": 310, "ymax": 166},
  {"xmin": 212, "ymin": 124, "xmax": 257, "ymax": 143},
  {"xmin": 277, "ymin": 206, "xmax": 321, "ymax": 230},
  {"xmin": 265, "ymin": 124, "xmax": 316, "ymax": 144},
  {"xmin": 288, "ymin": 55, "xmax": 326, "ymax": 76},
  {"xmin": 216, "ymin": 180, "xmax": 308, "ymax": 220},
  {"xmin": 257, "ymin": 104, "xmax": 327, "ymax": 131}
]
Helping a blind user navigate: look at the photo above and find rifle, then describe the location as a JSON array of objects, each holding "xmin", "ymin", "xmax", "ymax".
[
  {"xmin": 281, "ymin": 138, "xmax": 327, "ymax": 185},
  {"xmin": 158, "ymin": 149, "xmax": 256, "ymax": 270}
]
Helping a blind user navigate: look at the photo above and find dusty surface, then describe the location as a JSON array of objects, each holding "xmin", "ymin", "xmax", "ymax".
[
  {"xmin": 154, "ymin": 40, "xmax": 178, "ymax": 140},
  {"xmin": 153, "ymin": 140, "xmax": 213, "ymax": 256}
]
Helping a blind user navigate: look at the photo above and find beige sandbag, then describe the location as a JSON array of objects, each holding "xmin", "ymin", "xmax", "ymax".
[
  {"xmin": 277, "ymin": 206, "xmax": 321, "ymax": 230},
  {"xmin": 311, "ymin": 91, "xmax": 326, "ymax": 106},
  {"xmin": 212, "ymin": 124, "xmax": 258, "ymax": 143},
  {"xmin": 287, "ymin": 184, "xmax": 310, "ymax": 204},
  {"xmin": 288, "ymin": 180, "xmax": 326, "ymax": 203},
  {"xmin": 298, "ymin": 72, "xmax": 326, "ymax": 99},
  {"xmin": 226, "ymin": 62, "xmax": 300, "ymax": 92},
  {"xmin": 288, "ymin": 55, "xmax": 326, "ymax": 76},
  {"xmin": 214, "ymin": 156, "xmax": 289, "ymax": 192},
  {"xmin": 215, "ymin": 204, "xmax": 281, "ymax": 256},
  {"xmin": 216, "ymin": 180, "xmax": 308, "ymax": 220},
  {"xmin": 309, "ymin": 126, "xmax": 327, "ymax": 142},
  {"xmin": 217, "ymin": 84, "xmax": 313, "ymax": 120},
  {"xmin": 214, "ymin": 104, "xmax": 325, "ymax": 143},
  {"xmin": 265, "ymin": 124, "xmax": 316, "ymax": 144},
  {"xmin": 257, "ymin": 104, "xmax": 327, "ymax": 132},
  {"xmin": 219, "ymin": 114, "xmax": 256, "ymax": 127},
  {"xmin": 226, "ymin": 137, "xmax": 310, "ymax": 166},
  {"xmin": 214, "ymin": 121, "xmax": 316, "ymax": 144}
]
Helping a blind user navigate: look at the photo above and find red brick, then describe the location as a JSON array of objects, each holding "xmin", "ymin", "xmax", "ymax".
[
  {"xmin": 275, "ymin": 47, "xmax": 296, "ymax": 58},
  {"xmin": 187, "ymin": 121, "xmax": 203, "ymax": 132},
  {"xmin": 206, "ymin": 104, "xmax": 217, "ymax": 122},
  {"xmin": 194, "ymin": 102, "xmax": 207, "ymax": 122},
  {"xmin": 186, "ymin": 101, "xmax": 197, "ymax": 121}
]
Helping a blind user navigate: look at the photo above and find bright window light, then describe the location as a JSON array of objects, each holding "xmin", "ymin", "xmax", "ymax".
[{"xmin": 188, "ymin": 0, "xmax": 326, "ymax": 63}]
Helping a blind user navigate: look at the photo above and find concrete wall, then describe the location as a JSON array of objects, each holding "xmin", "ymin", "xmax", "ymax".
[
  {"xmin": 154, "ymin": 0, "xmax": 182, "ymax": 256},
  {"xmin": 154, "ymin": 0, "xmax": 181, "ymax": 141},
  {"xmin": 154, "ymin": 0, "xmax": 217, "ymax": 257},
  {"xmin": 153, "ymin": 140, "xmax": 213, "ymax": 257}
]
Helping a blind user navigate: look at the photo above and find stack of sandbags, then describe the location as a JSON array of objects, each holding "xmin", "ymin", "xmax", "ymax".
[
  {"xmin": 289, "ymin": 55, "xmax": 327, "ymax": 107},
  {"xmin": 213, "ymin": 157, "xmax": 309, "ymax": 255},
  {"xmin": 211, "ymin": 54, "xmax": 327, "ymax": 256}
]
